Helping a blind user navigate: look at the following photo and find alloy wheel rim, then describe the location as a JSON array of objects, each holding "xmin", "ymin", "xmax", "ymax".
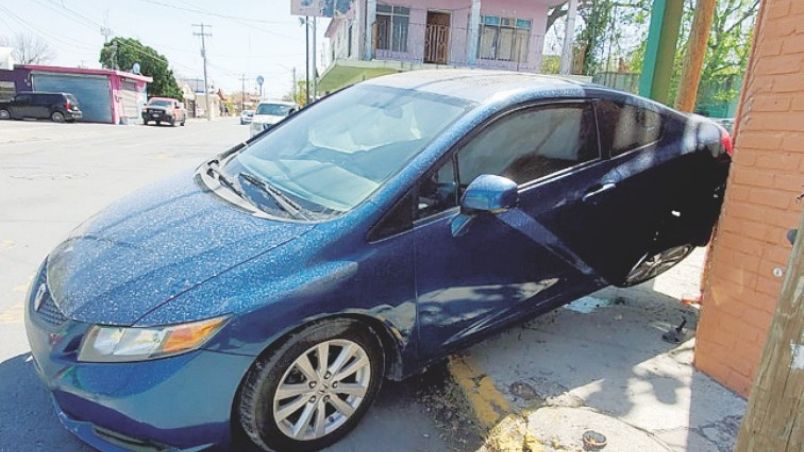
[
  {"xmin": 272, "ymin": 339, "xmax": 371, "ymax": 441},
  {"xmin": 0, "ymin": 110, "xmax": 8, "ymax": 119},
  {"xmin": 626, "ymin": 245, "xmax": 692, "ymax": 285}
]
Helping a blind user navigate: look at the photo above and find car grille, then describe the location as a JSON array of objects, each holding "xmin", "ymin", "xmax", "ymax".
[{"xmin": 36, "ymin": 290, "xmax": 67, "ymax": 328}]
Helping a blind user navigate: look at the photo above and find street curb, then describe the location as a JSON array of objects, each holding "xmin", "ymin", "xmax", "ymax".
[{"xmin": 447, "ymin": 355, "xmax": 512, "ymax": 429}]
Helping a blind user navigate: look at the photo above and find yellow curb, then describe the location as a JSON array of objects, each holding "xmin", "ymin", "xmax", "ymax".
[{"xmin": 447, "ymin": 355, "xmax": 512, "ymax": 429}]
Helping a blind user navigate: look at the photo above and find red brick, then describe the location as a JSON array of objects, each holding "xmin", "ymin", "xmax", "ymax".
[
  {"xmin": 740, "ymin": 307, "xmax": 774, "ymax": 333},
  {"xmin": 736, "ymin": 131, "xmax": 784, "ymax": 150},
  {"xmin": 780, "ymin": 134, "xmax": 804, "ymax": 151},
  {"xmin": 791, "ymin": 0, "xmax": 804, "ymax": 14},
  {"xmin": 756, "ymin": 275, "xmax": 782, "ymax": 297},
  {"xmin": 771, "ymin": 72, "xmax": 804, "ymax": 92},
  {"xmin": 733, "ymin": 167, "xmax": 776, "ymax": 187},
  {"xmin": 756, "ymin": 54, "xmax": 804, "ymax": 75},
  {"xmin": 768, "ymin": 0, "xmax": 791, "ymax": 19},
  {"xmin": 750, "ymin": 95, "xmax": 791, "ymax": 112},
  {"xmin": 759, "ymin": 258, "xmax": 786, "ymax": 279},
  {"xmin": 763, "ymin": 208, "xmax": 800, "ymax": 229},
  {"xmin": 747, "ymin": 187, "xmax": 793, "ymax": 209},
  {"xmin": 773, "ymin": 173, "xmax": 804, "ymax": 192},
  {"xmin": 792, "ymin": 95, "xmax": 804, "ymax": 110},
  {"xmin": 718, "ymin": 230, "xmax": 765, "ymax": 256},
  {"xmin": 782, "ymin": 35, "xmax": 804, "ymax": 55},
  {"xmin": 726, "ymin": 184, "xmax": 750, "ymax": 202},
  {"xmin": 764, "ymin": 245, "xmax": 793, "ymax": 265},
  {"xmin": 763, "ymin": 16, "xmax": 803, "ymax": 38},
  {"xmin": 748, "ymin": 111, "xmax": 804, "ymax": 131},
  {"xmin": 764, "ymin": 224, "xmax": 790, "ymax": 244}
]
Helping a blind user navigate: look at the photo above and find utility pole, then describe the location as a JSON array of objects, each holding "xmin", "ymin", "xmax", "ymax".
[
  {"xmin": 304, "ymin": 16, "xmax": 310, "ymax": 106},
  {"xmin": 312, "ymin": 17, "xmax": 318, "ymax": 101},
  {"xmin": 239, "ymin": 73, "xmax": 246, "ymax": 112},
  {"xmin": 736, "ymin": 215, "xmax": 803, "ymax": 452},
  {"xmin": 675, "ymin": 0, "xmax": 716, "ymax": 112},
  {"xmin": 192, "ymin": 23, "xmax": 213, "ymax": 121},
  {"xmin": 292, "ymin": 67, "xmax": 297, "ymax": 104},
  {"xmin": 559, "ymin": 0, "xmax": 577, "ymax": 75}
]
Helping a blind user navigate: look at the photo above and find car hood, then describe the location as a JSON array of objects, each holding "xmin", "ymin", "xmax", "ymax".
[
  {"xmin": 46, "ymin": 171, "xmax": 315, "ymax": 326},
  {"xmin": 146, "ymin": 106, "xmax": 169, "ymax": 111},
  {"xmin": 252, "ymin": 114, "xmax": 285, "ymax": 124}
]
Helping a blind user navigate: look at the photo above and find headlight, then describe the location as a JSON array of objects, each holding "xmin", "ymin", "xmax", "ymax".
[{"xmin": 78, "ymin": 316, "xmax": 228, "ymax": 362}]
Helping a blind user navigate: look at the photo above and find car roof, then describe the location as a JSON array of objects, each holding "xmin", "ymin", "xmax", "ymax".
[
  {"xmin": 18, "ymin": 91, "xmax": 68, "ymax": 96},
  {"xmin": 364, "ymin": 69, "xmax": 610, "ymax": 104}
]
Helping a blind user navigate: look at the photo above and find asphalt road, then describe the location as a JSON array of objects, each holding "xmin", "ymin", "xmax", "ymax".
[{"xmin": 0, "ymin": 118, "xmax": 465, "ymax": 452}]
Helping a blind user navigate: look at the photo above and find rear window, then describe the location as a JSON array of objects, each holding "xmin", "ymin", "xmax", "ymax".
[
  {"xmin": 66, "ymin": 94, "xmax": 78, "ymax": 105},
  {"xmin": 596, "ymin": 100, "xmax": 664, "ymax": 157}
]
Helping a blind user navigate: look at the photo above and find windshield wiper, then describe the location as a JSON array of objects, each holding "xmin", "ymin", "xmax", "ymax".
[
  {"xmin": 238, "ymin": 172, "xmax": 311, "ymax": 220},
  {"xmin": 205, "ymin": 160, "xmax": 247, "ymax": 199}
]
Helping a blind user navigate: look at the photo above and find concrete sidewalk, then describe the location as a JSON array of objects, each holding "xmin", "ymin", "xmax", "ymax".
[{"xmin": 451, "ymin": 248, "xmax": 747, "ymax": 452}]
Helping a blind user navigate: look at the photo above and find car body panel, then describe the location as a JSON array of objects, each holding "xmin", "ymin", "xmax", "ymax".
[
  {"xmin": 25, "ymin": 70, "xmax": 731, "ymax": 450},
  {"xmin": 46, "ymin": 171, "xmax": 314, "ymax": 326}
]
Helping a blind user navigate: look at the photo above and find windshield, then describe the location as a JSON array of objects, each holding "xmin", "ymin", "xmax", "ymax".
[
  {"xmin": 231, "ymin": 85, "xmax": 470, "ymax": 213},
  {"xmin": 256, "ymin": 103, "xmax": 293, "ymax": 116},
  {"xmin": 148, "ymin": 99, "xmax": 172, "ymax": 107}
]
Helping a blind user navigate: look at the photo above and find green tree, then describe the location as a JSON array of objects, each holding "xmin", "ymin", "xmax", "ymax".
[{"xmin": 99, "ymin": 37, "xmax": 183, "ymax": 100}]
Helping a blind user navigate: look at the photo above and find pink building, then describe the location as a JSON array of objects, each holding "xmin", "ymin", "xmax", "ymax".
[
  {"xmin": 0, "ymin": 64, "xmax": 152, "ymax": 124},
  {"xmin": 318, "ymin": 0, "xmax": 563, "ymax": 91}
]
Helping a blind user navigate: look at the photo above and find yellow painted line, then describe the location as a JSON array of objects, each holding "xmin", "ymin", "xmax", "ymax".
[
  {"xmin": 0, "ymin": 302, "xmax": 24, "ymax": 324},
  {"xmin": 448, "ymin": 354, "xmax": 512, "ymax": 429}
]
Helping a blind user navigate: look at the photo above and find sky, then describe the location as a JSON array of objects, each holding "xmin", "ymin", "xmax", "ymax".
[{"xmin": 0, "ymin": 0, "xmax": 330, "ymax": 98}]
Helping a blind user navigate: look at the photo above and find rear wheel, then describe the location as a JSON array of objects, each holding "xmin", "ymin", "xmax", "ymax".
[
  {"xmin": 51, "ymin": 111, "xmax": 65, "ymax": 123},
  {"xmin": 621, "ymin": 244, "xmax": 694, "ymax": 287},
  {"xmin": 238, "ymin": 319, "xmax": 384, "ymax": 451},
  {"xmin": 0, "ymin": 109, "xmax": 9, "ymax": 120}
]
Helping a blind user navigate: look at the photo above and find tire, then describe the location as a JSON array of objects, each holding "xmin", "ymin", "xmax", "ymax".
[
  {"xmin": 238, "ymin": 319, "xmax": 384, "ymax": 451},
  {"xmin": 180, "ymin": 117, "xmax": 186, "ymax": 126},
  {"xmin": 51, "ymin": 111, "xmax": 65, "ymax": 123},
  {"xmin": 0, "ymin": 109, "xmax": 9, "ymax": 120},
  {"xmin": 620, "ymin": 244, "xmax": 694, "ymax": 287},
  {"xmin": 169, "ymin": 117, "xmax": 176, "ymax": 127}
]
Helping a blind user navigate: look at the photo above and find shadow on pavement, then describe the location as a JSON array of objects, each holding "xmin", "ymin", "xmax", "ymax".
[{"xmin": 0, "ymin": 353, "xmax": 91, "ymax": 451}]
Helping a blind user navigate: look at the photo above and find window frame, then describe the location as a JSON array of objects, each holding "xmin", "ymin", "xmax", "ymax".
[
  {"xmin": 376, "ymin": 4, "xmax": 410, "ymax": 53},
  {"xmin": 455, "ymin": 99, "xmax": 603, "ymax": 191},
  {"xmin": 367, "ymin": 99, "xmax": 606, "ymax": 240},
  {"xmin": 477, "ymin": 15, "xmax": 532, "ymax": 63}
]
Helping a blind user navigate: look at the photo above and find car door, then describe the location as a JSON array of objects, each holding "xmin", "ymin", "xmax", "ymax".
[
  {"xmin": 11, "ymin": 94, "xmax": 32, "ymax": 118},
  {"xmin": 414, "ymin": 101, "xmax": 617, "ymax": 361},
  {"xmin": 31, "ymin": 94, "xmax": 51, "ymax": 119}
]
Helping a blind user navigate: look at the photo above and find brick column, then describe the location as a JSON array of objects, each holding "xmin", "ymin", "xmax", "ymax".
[{"xmin": 695, "ymin": 0, "xmax": 804, "ymax": 396}]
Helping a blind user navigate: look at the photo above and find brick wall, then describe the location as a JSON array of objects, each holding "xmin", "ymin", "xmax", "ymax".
[{"xmin": 695, "ymin": 0, "xmax": 804, "ymax": 396}]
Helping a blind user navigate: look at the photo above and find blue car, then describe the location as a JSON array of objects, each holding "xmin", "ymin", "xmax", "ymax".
[{"xmin": 25, "ymin": 70, "xmax": 731, "ymax": 451}]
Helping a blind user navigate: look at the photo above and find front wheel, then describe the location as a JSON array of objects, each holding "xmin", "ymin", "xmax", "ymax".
[
  {"xmin": 238, "ymin": 319, "xmax": 384, "ymax": 451},
  {"xmin": 621, "ymin": 244, "xmax": 694, "ymax": 287}
]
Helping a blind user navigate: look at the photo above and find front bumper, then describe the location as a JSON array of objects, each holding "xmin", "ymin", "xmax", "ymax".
[
  {"xmin": 25, "ymin": 283, "xmax": 255, "ymax": 450},
  {"xmin": 66, "ymin": 111, "xmax": 83, "ymax": 121}
]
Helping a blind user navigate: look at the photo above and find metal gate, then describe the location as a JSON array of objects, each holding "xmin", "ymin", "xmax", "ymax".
[{"xmin": 32, "ymin": 72, "xmax": 112, "ymax": 123}]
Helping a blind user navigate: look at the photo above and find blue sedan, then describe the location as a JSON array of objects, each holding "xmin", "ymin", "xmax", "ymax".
[{"xmin": 25, "ymin": 70, "xmax": 731, "ymax": 451}]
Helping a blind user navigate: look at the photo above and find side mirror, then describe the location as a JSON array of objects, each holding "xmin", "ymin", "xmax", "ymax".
[
  {"xmin": 451, "ymin": 175, "xmax": 518, "ymax": 237},
  {"xmin": 461, "ymin": 174, "xmax": 519, "ymax": 213}
]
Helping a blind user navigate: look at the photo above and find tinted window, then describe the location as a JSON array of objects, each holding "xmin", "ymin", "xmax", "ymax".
[
  {"xmin": 417, "ymin": 158, "xmax": 458, "ymax": 218},
  {"xmin": 457, "ymin": 104, "xmax": 598, "ymax": 186},
  {"xmin": 596, "ymin": 100, "xmax": 663, "ymax": 157},
  {"xmin": 15, "ymin": 95, "xmax": 31, "ymax": 104}
]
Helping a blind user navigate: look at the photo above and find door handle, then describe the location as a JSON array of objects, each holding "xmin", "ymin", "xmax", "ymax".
[{"xmin": 582, "ymin": 183, "xmax": 616, "ymax": 202}]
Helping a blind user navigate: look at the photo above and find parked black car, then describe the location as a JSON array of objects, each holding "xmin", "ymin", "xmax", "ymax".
[{"xmin": 0, "ymin": 92, "xmax": 83, "ymax": 122}]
